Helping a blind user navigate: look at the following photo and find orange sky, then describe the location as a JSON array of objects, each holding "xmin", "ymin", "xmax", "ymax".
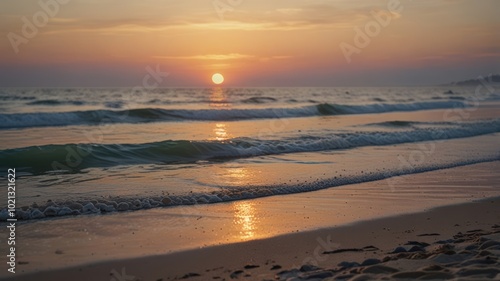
[{"xmin": 0, "ymin": 0, "xmax": 498, "ymax": 86}]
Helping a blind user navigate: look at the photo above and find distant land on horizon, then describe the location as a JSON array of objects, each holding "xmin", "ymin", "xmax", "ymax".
[{"xmin": 443, "ymin": 74, "xmax": 500, "ymax": 87}]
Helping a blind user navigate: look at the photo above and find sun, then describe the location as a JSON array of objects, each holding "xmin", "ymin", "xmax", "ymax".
[{"xmin": 212, "ymin": 73, "xmax": 224, "ymax": 85}]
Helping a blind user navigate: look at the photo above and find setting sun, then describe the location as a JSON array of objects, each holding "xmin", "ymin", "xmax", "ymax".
[{"xmin": 212, "ymin": 73, "xmax": 224, "ymax": 85}]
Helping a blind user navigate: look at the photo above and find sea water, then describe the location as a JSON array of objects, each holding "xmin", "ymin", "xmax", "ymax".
[{"xmin": 0, "ymin": 87, "xmax": 499, "ymax": 220}]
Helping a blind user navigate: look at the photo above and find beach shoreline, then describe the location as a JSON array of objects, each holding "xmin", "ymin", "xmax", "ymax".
[
  {"xmin": 2, "ymin": 0, "xmax": 499, "ymax": 279},
  {"xmin": 5, "ymin": 197, "xmax": 499, "ymax": 281},
  {"xmin": 3, "ymin": 161, "xmax": 499, "ymax": 280}
]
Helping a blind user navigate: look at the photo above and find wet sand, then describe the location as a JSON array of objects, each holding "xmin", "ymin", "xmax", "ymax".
[{"xmin": 2, "ymin": 161, "xmax": 499, "ymax": 280}]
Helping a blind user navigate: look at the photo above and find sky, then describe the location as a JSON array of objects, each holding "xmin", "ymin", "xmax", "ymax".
[{"xmin": 0, "ymin": 0, "xmax": 499, "ymax": 87}]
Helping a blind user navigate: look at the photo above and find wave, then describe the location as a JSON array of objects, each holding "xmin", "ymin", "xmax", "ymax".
[
  {"xmin": 0, "ymin": 95, "xmax": 36, "ymax": 101},
  {"xmin": 27, "ymin": 99, "xmax": 86, "ymax": 106},
  {"xmin": 241, "ymin": 96, "xmax": 277, "ymax": 104},
  {"xmin": 2, "ymin": 157, "xmax": 499, "ymax": 221},
  {"xmin": 1, "ymin": 119, "xmax": 498, "ymax": 175},
  {"xmin": 364, "ymin": 120, "xmax": 461, "ymax": 127},
  {"xmin": 368, "ymin": 120, "xmax": 415, "ymax": 127},
  {"xmin": 0, "ymin": 101, "xmax": 468, "ymax": 129}
]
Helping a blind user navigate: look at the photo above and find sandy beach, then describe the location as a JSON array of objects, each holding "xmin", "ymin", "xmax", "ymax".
[
  {"xmin": 2, "ymin": 1, "xmax": 499, "ymax": 280},
  {"xmin": 2, "ymin": 161, "xmax": 499, "ymax": 281}
]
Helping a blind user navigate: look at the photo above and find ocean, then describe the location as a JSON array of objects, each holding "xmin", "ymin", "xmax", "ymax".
[{"xmin": 1, "ymin": 87, "xmax": 499, "ymax": 221}]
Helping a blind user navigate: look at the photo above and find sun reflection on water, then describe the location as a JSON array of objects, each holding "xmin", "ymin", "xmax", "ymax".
[
  {"xmin": 233, "ymin": 201, "xmax": 258, "ymax": 240},
  {"xmin": 212, "ymin": 123, "xmax": 230, "ymax": 141},
  {"xmin": 209, "ymin": 87, "xmax": 230, "ymax": 108},
  {"xmin": 207, "ymin": 88, "xmax": 260, "ymax": 240},
  {"xmin": 209, "ymin": 87, "xmax": 233, "ymax": 141}
]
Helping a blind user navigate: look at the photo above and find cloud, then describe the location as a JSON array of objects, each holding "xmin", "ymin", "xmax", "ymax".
[
  {"xmin": 154, "ymin": 53, "xmax": 255, "ymax": 60},
  {"xmin": 17, "ymin": 3, "xmax": 389, "ymax": 35},
  {"xmin": 49, "ymin": 18, "xmax": 79, "ymax": 23},
  {"xmin": 275, "ymin": 8, "xmax": 303, "ymax": 15},
  {"xmin": 211, "ymin": 4, "xmax": 373, "ymax": 30},
  {"xmin": 154, "ymin": 53, "xmax": 293, "ymax": 62},
  {"xmin": 258, "ymin": 55, "xmax": 293, "ymax": 62}
]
